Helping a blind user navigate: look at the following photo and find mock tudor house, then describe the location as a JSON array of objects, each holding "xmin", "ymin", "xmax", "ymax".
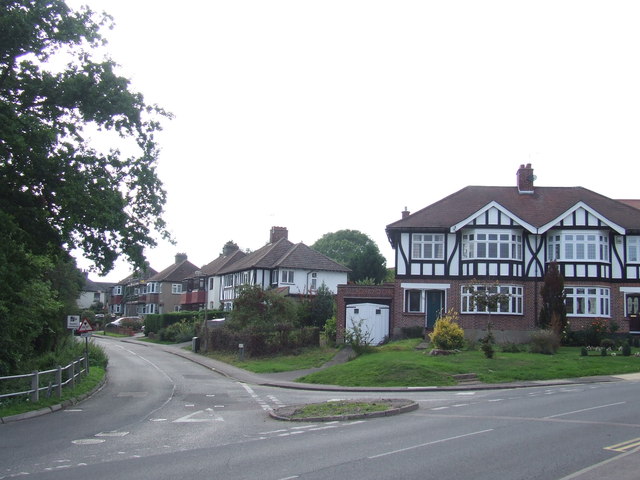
[
  {"xmin": 180, "ymin": 242, "xmax": 247, "ymax": 311},
  {"xmin": 212, "ymin": 227, "xmax": 351, "ymax": 311},
  {"xmin": 337, "ymin": 164, "xmax": 640, "ymax": 343}
]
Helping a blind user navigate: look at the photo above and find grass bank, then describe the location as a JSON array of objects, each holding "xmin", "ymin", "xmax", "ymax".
[
  {"xmin": 209, "ymin": 338, "xmax": 640, "ymax": 387},
  {"xmin": 0, "ymin": 367, "xmax": 106, "ymax": 419}
]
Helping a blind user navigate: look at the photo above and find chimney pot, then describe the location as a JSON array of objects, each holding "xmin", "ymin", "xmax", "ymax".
[{"xmin": 270, "ymin": 226, "xmax": 288, "ymax": 243}]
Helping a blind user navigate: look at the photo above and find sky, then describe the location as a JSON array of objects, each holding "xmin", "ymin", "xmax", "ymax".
[{"xmin": 66, "ymin": 0, "xmax": 640, "ymax": 282}]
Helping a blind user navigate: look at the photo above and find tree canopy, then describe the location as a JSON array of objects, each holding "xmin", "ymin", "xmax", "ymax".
[
  {"xmin": 312, "ymin": 229, "xmax": 388, "ymax": 283},
  {"xmin": 1, "ymin": 0, "xmax": 171, "ymax": 274},
  {"xmin": 0, "ymin": 1, "xmax": 171, "ymax": 373}
]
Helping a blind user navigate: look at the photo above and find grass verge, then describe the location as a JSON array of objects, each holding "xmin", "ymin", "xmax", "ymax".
[
  {"xmin": 204, "ymin": 345, "xmax": 340, "ymax": 373},
  {"xmin": 0, "ymin": 367, "xmax": 106, "ymax": 419}
]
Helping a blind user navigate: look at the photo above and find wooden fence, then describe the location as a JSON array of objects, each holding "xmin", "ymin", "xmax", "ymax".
[{"xmin": 0, "ymin": 356, "xmax": 88, "ymax": 403}]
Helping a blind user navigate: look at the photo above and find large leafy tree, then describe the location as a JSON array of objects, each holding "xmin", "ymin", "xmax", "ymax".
[
  {"xmin": 1, "ymin": 0, "xmax": 171, "ymax": 272},
  {"xmin": 312, "ymin": 229, "xmax": 387, "ymax": 283},
  {"xmin": 0, "ymin": 1, "xmax": 171, "ymax": 373}
]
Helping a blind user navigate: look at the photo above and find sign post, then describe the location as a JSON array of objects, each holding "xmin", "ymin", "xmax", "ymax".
[{"xmin": 76, "ymin": 319, "xmax": 93, "ymax": 374}]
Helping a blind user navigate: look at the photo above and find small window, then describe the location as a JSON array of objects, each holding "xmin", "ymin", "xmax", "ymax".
[
  {"xmin": 405, "ymin": 290, "xmax": 424, "ymax": 313},
  {"xmin": 171, "ymin": 283, "xmax": 182, "ymax": 294},
  {"xmin": 281, "ymin": 270, "xmax": 294, "ymax": 284},
  {"xmin": 353, "ymin": 308, "xmax": 359, "ymax": 314},
  {"xmin": 375, "ymin": 309, "xmax": 381, "ymax": 315}
]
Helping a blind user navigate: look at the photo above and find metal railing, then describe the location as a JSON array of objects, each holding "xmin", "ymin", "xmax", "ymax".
[{"xmin": 0, "ymin": 356, "xmax": 88, "ymax": 403}]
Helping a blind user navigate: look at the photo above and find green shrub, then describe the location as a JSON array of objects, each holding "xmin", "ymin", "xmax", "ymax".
[
  {"xmin": 580, "ymin": 347, "xmax": 588, "ymax": 356},
  {"xmin": 429, "ymin": 310, "xmax": 465, "ymax": 351},
  {"xmin": 622, "ymin": 343, "xmax": 632, "ymax": 356},
  {"xmin": 600, "ymin": 338, "xmax": 615, "ymax": 350},
  {"xmin": 160, "ymin": 320, "xmax": 197, "ymax": 343},
  {"xmin": 322, "ymin": 316, "xmax": 337, "ymax": 344},
  {"xmin": 501, "ymin": 342, "xmax": 523, "ymax": 353},
  {"xmin": 345, "ymin": 317, "xmax": 374, "ymax": 356},
  {"xmin": 529, "ymin": 330, "xmax": 561, "ymax": 355},
  {"xmin": 479, "ymin": 323, "xmax": 495, "ymax": 359}
]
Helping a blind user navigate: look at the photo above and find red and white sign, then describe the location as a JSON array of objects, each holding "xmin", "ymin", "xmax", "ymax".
[{"xmin": 77, "ymin": 319, "xmax": 93, "ymax": 334}]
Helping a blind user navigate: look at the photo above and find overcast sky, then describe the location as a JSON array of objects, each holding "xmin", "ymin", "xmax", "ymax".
[{"xmin": 67, "ymin": 0, "xmax": 640, "ymax": 282}]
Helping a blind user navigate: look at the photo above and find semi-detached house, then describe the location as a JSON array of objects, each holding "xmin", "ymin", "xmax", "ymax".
[
  {"xmin": 337, "ymin": 164, "xmax": 640, "ymax": 343},
  {"xmin": 193, "ymin": 227, "xmax": 350, "ymax": 311}
]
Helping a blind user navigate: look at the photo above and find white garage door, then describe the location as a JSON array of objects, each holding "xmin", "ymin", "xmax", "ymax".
[{"xmin": 345, "ymin": 303, "xmax": 390, "ymax": 345}]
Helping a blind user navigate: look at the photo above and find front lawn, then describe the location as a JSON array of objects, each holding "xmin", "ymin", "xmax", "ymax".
[
  {"xmin": 213, "ymin": 338, "xmax": 640, "ymax": 387},
  {"xmin": 298, "ymin": 343, "xmax": 640, "ymax": 387}
]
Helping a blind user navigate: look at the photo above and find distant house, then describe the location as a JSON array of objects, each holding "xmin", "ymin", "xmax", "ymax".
[
  {"xmin": 337, "ymin": 164, "xmax": 640, "ymax": 342},
  {"xmin": 108, "ymin": 267, "xmax": 158, "ymax": 317},
  {"xmin": 76, "ymin": 272, "xmax": 114, "ymax": 311},
  {"xmin": 180, "ymin": 227, "xmax": 350, "ymax": 312},
  {"xmin": 142, "ymin": 254, "xmax": 200, "ymax": 314},
  {"xmin": 181, "ymin": 242, "xmax": 247, "ymax": 311}
]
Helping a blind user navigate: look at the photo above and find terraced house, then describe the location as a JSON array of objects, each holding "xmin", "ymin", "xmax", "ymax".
[{"xmin": 338, "ymin": 164, "xmax": 640, "ymax": 343}]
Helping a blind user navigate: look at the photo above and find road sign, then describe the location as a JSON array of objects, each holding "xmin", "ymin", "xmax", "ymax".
[
  {"xmin": 67, "ymin": 315, "xmax": 81, "ymax": 329},
  {"xmin": 77, "ymin": 319, "xmax": 93, "ymax": 334}
]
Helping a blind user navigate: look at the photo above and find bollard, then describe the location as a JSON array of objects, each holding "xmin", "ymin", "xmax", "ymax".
[{"xmin": 238, "ymin": 343, "xmax": 244, "ymax": 361}]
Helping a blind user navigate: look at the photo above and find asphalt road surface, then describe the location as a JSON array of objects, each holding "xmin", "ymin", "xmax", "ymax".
[{"xmin": 2, "ymin": 337, "xmax": 640, "ymax": 479}]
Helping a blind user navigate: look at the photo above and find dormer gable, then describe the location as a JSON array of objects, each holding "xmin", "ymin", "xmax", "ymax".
[
  {"xmin": 538, "ymin": 201, "xmax": 625, "ymax": 235},
  {"xmin": 450, "ymin": 201, "xmax": 536, "ymax": 234}
]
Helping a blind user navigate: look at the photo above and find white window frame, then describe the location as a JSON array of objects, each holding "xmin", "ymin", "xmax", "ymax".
[
  {"xmin": 564, "ymin": 286, "xmax": 610, "ymax": 317},
  {"xmin": 627, "ymin": 236, "xmax": 640, "ymax": 263},
  {"xmin": 113, "ymin": 285, "xmax": 123, "ymax": 296},
  {"xmin": 404, "ymin": 289, "xmax": 424, "ymax": 313},
  {"xmin": 461, "ymin": 284, "xmax": 523, "ymax": 315},
  {"xmin": 310, "ymin": 272, "xmax": 317, "ymax": 291},
  {"xmin": 147, "ymin": 282, "xmax": 159, "ymax": 294},
  {"xmin": 281, "ymin": 270, "xmax": 294, "ymax": 284},
  {"xmin": 462, "ymin": 230, "xmax": 522, "ymax": 260},
  {"xmin": 412, "ymin": 233, "xmax": 445, "ymax": 260},
  {"xmin": 171, "ymin": 283, "xmax": 182, "ymax": 294},
  {"xmin": 548, "ymin": 231, "xmax": 609, "ymax": 262}
]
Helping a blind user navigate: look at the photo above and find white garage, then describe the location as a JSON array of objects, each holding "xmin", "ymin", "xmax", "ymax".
[{"xmin": 345, "ymin": 303, "xmax": 390, "ymax": 345}]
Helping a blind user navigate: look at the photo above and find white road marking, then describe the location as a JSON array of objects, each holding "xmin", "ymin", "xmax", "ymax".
[
  {"xmin": 545, "ymin": 402, "xmax": 626, "ymax": 419},
  {"xmin": 368, "ymin": 429, "xmax": 494, "ymax": 459}
]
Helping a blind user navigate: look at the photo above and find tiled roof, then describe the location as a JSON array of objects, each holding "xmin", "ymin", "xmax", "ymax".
[
  {"xmin": 118, "ymin": 267, "xmax": 158, "ymax": 285},
  {"xmin": 387, "ymin": 186, "xmax": 640, "ymax": 234},
  {"xmin": 149, "ymin": 259, "xmax": 199, "ymax": 282},
  {"xmin": 218, "ymin": 238, "xmax": 350, "ymax": 274},
  {"xmin": 200, "ymin": 250, "xmax": 246, "ymax": 276}
]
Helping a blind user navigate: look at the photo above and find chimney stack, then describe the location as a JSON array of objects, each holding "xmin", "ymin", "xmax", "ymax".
[
  {"xmin": 402, "ymin": 207, "xmax": 410, "ymax": 219},
  {"xmin": 517, "ymin": 163, "xmax": 535, "ymax": 194},
  {"xmin": 270, "ymin": 226, "xmax": 288, "ymax": 243},
  {"xmin": 175, "ymin": 253, "xmax": 188, "ymax": 264}
]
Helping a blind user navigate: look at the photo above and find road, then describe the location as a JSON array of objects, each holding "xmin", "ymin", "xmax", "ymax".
[{"xmin": 1, "ymin": 337, "xmax": 640, "ymax": 479}]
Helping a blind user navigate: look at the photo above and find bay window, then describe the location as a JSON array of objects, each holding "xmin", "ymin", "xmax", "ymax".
[
  {"xmin": 565, "ymin": 287, "xmax": 610, "ymax": 317},
  {"xmin": 547, "ymin": 231, "xmax": 609, "ymax": 262},
  {"xmin": 461, "ymin": 284, "xmax": 523, "ymax": 314},
  {"xmin": 627, "ymin": 236, "xmax": 640, "ymax": 263}
]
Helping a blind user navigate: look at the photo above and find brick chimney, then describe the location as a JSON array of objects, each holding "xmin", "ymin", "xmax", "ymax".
[
  {"xmin": 402, "ymin": 207, "xmax": 410, "ymax": 219},
  {"xmin": 517, "ymin": 163, "xmax": 535, "ymax": 194},
  {"xmin": 175, "ymin": 253, "xmax": 188, "ymax": 264},
  {"xmin": 270, "ymin": 226, "xmax": 288, "ymax": 243}
]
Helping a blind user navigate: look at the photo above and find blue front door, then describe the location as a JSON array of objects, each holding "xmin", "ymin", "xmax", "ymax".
[{"xmin": 426, "ymin": 290, "xmax": 444, "ymax": 328}]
